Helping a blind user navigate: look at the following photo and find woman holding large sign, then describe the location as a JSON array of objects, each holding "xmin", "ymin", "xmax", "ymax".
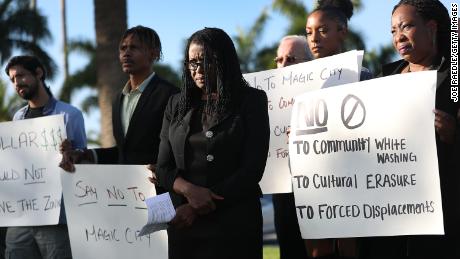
[
  {"xmin": 155, "ymin": 27, "xmax": 270, "ymax": 259},
  {"xmin": 303, "ymin": 0, "xmax": 372, "ymax": 258},
  {"xmin": 363, "ymin": 0, "xmax": 460, "ymax": 258}
]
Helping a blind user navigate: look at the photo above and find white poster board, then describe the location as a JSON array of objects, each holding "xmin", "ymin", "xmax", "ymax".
[
  {"xmin": 0, "ymin": 115, "xmax": 66, "ymax": 226},
  {"xmin": 61, "ymin": 165, "xmax": 168, "ymax": 259},
  {"xmin": 244, "ymin": 50, "xmax": 362, "ymax": 193},
  {"xmin": 289, "ymin": 71, "xmax": 444, "ymax": 238}
]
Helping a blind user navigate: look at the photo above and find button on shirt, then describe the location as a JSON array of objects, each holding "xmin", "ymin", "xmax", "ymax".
[
  {"xmin": 205, "ymin": 130, "xmax": 213, "ymax": 138},
  {"xmin": 121, "ymin": 72, "xmax": 155, "ymax": 136}
]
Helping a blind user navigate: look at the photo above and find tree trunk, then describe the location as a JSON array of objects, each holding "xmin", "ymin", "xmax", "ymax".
[
  {"xmin": 61, "ymin": 0, "xmax": 68, "ymax": 85},
  {"xmin": 94, "ymin": 0, "xmax": 127, "ymax": 147}
]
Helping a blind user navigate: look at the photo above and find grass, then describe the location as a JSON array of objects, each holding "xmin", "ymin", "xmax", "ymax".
[{"xmin": 263, "ymin": 245, "xmax": 280, "ymax": 259}]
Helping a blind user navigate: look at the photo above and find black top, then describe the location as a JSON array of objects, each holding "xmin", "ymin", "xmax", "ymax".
[
  {"xmin": 24, "ymin": 106, "xmax": 44, "ymax": 119},
  {"xmin": 184, "ymin": 102, "xmax": 210, "ymax": 187}
]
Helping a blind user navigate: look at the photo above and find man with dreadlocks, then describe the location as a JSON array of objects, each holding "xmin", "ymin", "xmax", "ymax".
[
  {"xmin": 361, "ymin": 1, "xmax": 460, "ymax": 258},
  {"xmin": 155, "ymin": 27, "xmax": 270, "ymax": 259},
  {"xmin": 60, "ymin": 26, "xmax": 178, "ymax": 175}
]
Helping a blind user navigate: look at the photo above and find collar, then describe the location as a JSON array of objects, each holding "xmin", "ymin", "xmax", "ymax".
[
  {"xmin": 24, "ymin": 95, "xmax": 57, "ymax": 116},
  {"xmin": 122, "ymin": 72, "xmax": 155, "ymax": 95},
  {"xmin": 383, "ymin": 56, "xmax": 446, "ymax": 76}
]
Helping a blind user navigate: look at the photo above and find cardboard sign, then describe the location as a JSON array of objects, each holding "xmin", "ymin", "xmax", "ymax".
[
  {"xmin": 289, "ymin": 71, "xmax": 443, "ymax": 238},
  {"xmin": 0, "ymin": 115, "xmax": 66, "ymax": 226},
  {"xmin": 244, "ymin": 50, "xmax": 362, "ymax": 193},
  {"xmin": 61, "ymin": 165, "xmax": 168, "ymax": 259}
]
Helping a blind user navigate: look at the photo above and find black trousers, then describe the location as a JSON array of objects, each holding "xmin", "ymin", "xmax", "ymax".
[
  {"xmin": 0, "ymin": 227, "xmax": 5, "ymax": 259},
  {"xmin": 273, "ymin": 193, "xmax": 308, "ymax": 259}
]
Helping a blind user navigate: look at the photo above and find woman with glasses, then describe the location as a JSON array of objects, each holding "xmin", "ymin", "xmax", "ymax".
[
  {"xmin": 303, "ymin": 0, "xmax": 372, "ymax": 258},
  {"xmin": 155, "ymin": 27, "xmax": 270, "ymax": 259}
]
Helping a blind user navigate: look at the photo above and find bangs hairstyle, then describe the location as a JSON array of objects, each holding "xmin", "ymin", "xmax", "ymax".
[
  {"xmin": 392, "ymin": 0, "xmax": 451, "ymax": 58},
  {"xmin": 119, "ymin": 25, "xmax": 162, "ymax": 61},
  {"xmin": 177, "ymin": 27, "xmax": 249, "ymax": 123}
]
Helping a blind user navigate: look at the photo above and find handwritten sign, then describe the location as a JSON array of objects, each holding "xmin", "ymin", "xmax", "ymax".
[
  {"xmin": 60, "ymin": 165, "xmax": 168, "ymax": 259},
  {"xmin": 289, "ymin": 71, "xmax": 444, "ymax": 238},
  {"xmin": 244, "ymin": 50, "xmax": 362, "ymax": 194},
  {"xmin": 0, "ymin": 115, "xmax": 66, "ymax": 226}
]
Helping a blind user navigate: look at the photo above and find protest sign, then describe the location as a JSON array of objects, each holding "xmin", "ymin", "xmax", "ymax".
[
  {"xmin": 61, "ymin": 164, "xmax": 168, "ymax": 259},
  {"xmin": 289, "ymin": 71, "xmax": 443, "ymax": 238},
  {"xmin": 0, "ymin": 115, "xmax": 66, "ymax": 226},
  {"xmin": 244, "ymin": 50, "xmax": 362, "ymax": 193}
]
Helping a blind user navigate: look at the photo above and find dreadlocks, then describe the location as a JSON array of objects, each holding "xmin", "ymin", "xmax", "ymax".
[
  {"xmin": 119, "ymin": 25, "xmax": 162, "ymax": 62},
  {"xmin": 177, "ymin": 27, "xmax": 249, "ymax": 123},
  {"xmin": 393, "ymin": 0, "xmax": 451, "ymax": 59}
]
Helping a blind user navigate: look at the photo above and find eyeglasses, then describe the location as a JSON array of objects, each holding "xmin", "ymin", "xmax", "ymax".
[
  {"xmin": 274, "ymin": 55, "xmax": 303, "ymax": 65},
  {"xmin": 186, "ymin": 60, "xmax": 204, "ymax": 71}
]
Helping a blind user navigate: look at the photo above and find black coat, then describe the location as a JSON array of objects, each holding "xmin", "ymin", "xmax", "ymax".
[
  {"xmin": 95, "ymin": 75, "xmax": 179, "ymax": 165},
  {"xmin": 157, "ymin": 86, "xmax": 270, "ymax": 240}
]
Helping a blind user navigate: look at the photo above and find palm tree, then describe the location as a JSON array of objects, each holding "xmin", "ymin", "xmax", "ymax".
[
  {"xmin": 94, "ymin": 0, "xmax": 127, "ymax": 147},
  {"xmin": 0, "ymin": 0, "xmax": 57, "ymax": 78},
  {"xmin": 0, "ymin": 79, "xmax": 25, "ymax": 122},
  {"xmin": 61, "ymin": 0, "xmax": 69, "ymax": 84},
  {"xmin": 59, "ymin": 39, "xmax": 97, "ymax": 104},
  {"xmin": 234, "ymin": 7, "xmax": 270, "ymax": 73}
]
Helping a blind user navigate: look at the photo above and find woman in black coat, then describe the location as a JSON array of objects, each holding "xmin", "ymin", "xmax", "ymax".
[
  {"xmin": 362, "ymin": 1, "xmax": 460, "ymax": 258},
  {"xmin": 155, "ymin": 27, "xmax": 270, "ymax": 259}
]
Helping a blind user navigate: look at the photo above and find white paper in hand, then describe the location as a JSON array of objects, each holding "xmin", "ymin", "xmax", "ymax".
[{"xmin": 138, "ymin": 192, "xmax": 176, "ymax": 236}]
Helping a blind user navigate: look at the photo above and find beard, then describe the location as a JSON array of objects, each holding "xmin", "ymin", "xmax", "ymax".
[{"xmin": 17, "ymin": 81, "xmax": 39, "ymax": 100}]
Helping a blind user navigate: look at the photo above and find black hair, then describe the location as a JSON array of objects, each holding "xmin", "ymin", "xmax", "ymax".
[
  {"xmin": 5, "ymin": 55, "xmax": 52, "ymax": 97},
  {"xmin": 392, "ymin": 0, "xmax": 451, "ymax": 59},
  {"xmin": 314, "ymin": 0, "xmax": 354, "ymax": 29},
  {"xmin": 120, "ymin": 25, "xmax": 162, "ymax": 61},
  {"xmin": 177, "ymin": 27, "xmax": 248, "ymax": 123}
]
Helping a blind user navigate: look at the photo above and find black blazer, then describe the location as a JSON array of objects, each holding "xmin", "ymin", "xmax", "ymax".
[
  {"xmin": 157, "ymin": 86, "xmax": 269, "ymax": 240},
  {"xmin": 95, "ymin": 75, "xmax": 179, "ymax": 165},
  {"xmin": 157, "ymin": 86, "xmax": 270, "ymax": 206}
]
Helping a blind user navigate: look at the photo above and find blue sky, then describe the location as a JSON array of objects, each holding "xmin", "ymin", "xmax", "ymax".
[{"xmin": 3, "ymin": 0, "xmax": 456, "ymax": 137}]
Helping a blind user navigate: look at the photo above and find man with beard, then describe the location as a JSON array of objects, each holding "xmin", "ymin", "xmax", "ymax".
[
  {"xmin": 4, "ymin": 55, "xmax": 87, "ymax": 259},
  {"xmin": 60, "ymin": 26, "xmax": 178, "ymax": 183}
]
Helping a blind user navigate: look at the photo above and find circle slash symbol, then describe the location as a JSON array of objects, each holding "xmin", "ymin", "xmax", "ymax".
[{"xmin": 341, "ymin": 94, "xmax": 366, "ymax": 129}]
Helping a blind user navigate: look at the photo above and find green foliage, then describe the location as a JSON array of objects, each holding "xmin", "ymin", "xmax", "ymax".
[
  {"xmin": 263, "ymin": 245, "xmax": 280, "ymax": 259},
  {"xmin": 0, "ymin": 79, "xmax": 25, "ymax": 122},
  {"xmin": 272, "ymin": 0, "xmax": 309, "ymax": 36},
  {"xmin": 364, "ymin": 43, "xmax": 397, "ymax": 76},
  {"xmin": 59, "ymin": 39, "xmax": 97, "ymax": 103},
  {"xmin": 234, "ymin": 7, "xmax": 270, "ymax": 73},
  {"xmin": 0, "ymin": 0, "xmax": 57, "ymax": 79},
  {"xmin": 154, "ymin": 63, "xmax": 181, "ymax": 89}
]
